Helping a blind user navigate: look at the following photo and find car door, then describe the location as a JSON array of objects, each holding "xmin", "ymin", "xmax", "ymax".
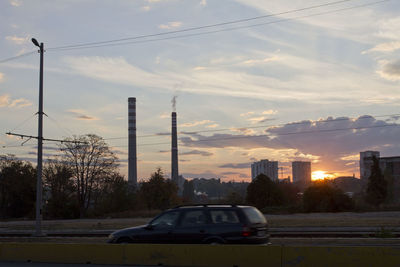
[
  {"xmin": 208, "ymin": 209, "xmax": 242, "ymax": 242},
  {"xmin": 139, "ymin": 211, "xmax": 180, "ymax": 243},
  {"xmin": 172, "ymin": 209, "xmax": 208, "ymax": 243}
]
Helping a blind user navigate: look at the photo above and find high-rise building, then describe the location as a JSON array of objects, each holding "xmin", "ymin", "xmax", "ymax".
[
  {"xmin": 292, "ymin": 161, "xmax": 311, "ymax": 185},
  {"xmin": 359, "ymin": 151, "xmax": 380, "ymax": 182},
  {"xmin": 360, "ymin": 151, "xmax": 400, "ymax": 182},
  {"xmin": 128, "ymin": 97, "xmax": 137, "ymax": 185},
  {"xmin": 251, "ymin": 159, "xmax": 278, "ymax": 181}
]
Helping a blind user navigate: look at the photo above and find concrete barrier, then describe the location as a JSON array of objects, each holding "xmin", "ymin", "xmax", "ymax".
[
  {"xmin": 282, "ymin": 246, "xmax": 400, "ymax": 267},
  {"xmin": 1, "ymin": 243, "xmax": 400, "ymax": 267}
]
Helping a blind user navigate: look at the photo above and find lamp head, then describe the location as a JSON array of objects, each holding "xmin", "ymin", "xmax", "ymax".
[{"xmin": 31, "ymin": 38, "xmax": 40, "ymax": 47}]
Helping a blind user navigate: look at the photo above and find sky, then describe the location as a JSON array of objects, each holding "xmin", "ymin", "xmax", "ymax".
[{"xmin": 1, "ymin": 0, "xmax": 400, "ymax": 182}]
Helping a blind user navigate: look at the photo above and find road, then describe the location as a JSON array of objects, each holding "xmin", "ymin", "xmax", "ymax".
[{"xmin": 0, "ymin": 263, "xmax": 149, "ymax": 267}]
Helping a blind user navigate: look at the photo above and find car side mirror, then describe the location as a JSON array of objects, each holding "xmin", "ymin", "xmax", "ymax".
[{"xmin": 145, "ymin": 224, "xmax": 154, "ymax": 230}]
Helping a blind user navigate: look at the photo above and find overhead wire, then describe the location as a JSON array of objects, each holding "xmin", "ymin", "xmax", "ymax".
[
  {"xmin": 102, "ymin": 122, "xmax": 400, "ymax": 148},
  {"xmin": 0, "ymin": 51, "xmax": 36, "ymax": 64},
  {"xmin": 102, "ymin": 112, "xmax": 400, "ymax": 141},
  {"xmin": 47, "ymin": 0, "xmax": 389, "ymax": 52},
  {"xmin": 47, "ymin": 0, "xmax": 359, "ymax": 51}
]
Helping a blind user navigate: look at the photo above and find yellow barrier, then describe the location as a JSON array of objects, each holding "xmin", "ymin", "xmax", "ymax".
[
  {"xmin": 1, "ymin": 243, "xmax": 400, "ymax": 267},
  {"xmin": 282, "ymin": 246, "xmax": 400, "ymax": 267}
]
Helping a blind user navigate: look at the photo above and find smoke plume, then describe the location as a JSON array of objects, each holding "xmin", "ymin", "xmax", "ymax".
[{"xmin": 171, "ymin": 95, "xmax": 178, "ymax": 112}]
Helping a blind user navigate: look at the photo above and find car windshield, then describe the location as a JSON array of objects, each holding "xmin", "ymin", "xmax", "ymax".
[{"xmin": 243, "ymin": 207, "xmax": 267, "ymax": 224}]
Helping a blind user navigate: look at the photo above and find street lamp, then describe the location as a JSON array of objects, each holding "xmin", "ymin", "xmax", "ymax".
[{"xmin": 32, "ymin": 38, "xmax": 45, "ymax": 237}]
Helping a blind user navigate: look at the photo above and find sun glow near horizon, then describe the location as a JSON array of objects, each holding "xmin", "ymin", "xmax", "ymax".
[{"xmin": 312, "ymin": 171, "xmax": 334, "ymax": 181}]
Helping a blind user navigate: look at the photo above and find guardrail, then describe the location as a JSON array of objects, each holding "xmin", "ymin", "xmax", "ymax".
[
  {"xmin": 1, "ymin": 227, "xmax": 400, "ymax": 238},
  {"xmin": 1, "ymin": 243, "xmax": 400, "ymax": 267}
]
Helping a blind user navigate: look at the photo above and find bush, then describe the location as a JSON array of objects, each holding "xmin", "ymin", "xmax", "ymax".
[{"xmin": 303, "ymin": 181, "xmax": 354, "ymax": 212}]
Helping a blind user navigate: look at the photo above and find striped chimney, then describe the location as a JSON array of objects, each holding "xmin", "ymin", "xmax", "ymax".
[
  {"xmin": 171, "ymin": 112, "xmax": 179, "ymax": 184},
  {"xmin": 128, "ymin": 97, "xmax": 137, "ymax": 185}
]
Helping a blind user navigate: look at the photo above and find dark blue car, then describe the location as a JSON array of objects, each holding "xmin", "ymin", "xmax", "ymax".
[{"xmin": 108, "ymin": 204, "xmax": 269, "ymax": 244}]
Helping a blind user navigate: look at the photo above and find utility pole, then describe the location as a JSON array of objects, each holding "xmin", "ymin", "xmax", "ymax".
[{"xmin": 32, "ymin": 38, "xmax": 44, "ymax": 237}]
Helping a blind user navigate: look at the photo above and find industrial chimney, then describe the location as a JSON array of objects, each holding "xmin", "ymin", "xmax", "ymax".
[
  {"xmin": 128, "ymin": 97, "xmax": 137, "ymax": 185},
  {"xmin": 171, "ymin": 111, "xmax": 179, "ymax": 184}
]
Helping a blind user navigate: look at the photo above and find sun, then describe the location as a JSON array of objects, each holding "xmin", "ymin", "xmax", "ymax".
[{"xmin": 312, "ymin": 171, "xmax": 331, "ymax": 181}]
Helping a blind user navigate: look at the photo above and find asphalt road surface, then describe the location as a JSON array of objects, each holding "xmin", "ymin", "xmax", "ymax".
[{"xmin": 0, "ymin": 262, "xmax": 150, "ymax": 267}]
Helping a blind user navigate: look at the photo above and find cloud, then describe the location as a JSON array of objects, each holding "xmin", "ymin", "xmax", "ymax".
[
  {"xmin": 67, "ymin": 109, "xmax": 99, "ymax": 120},
  {"xmin": 262, "ymin": 110, "xmax": 278, "ymax": 115},
  {"xmin": 340, "ymin": 154, "xmax": 359, "ymax": 161},
  {"xmin": 241, "ymin": 56, "xmax": 280, "ymax": 66},
  {"xmin": 10, "ymin": 0, "xmax": 21, "ymax": 7},
  {"xmin": 219, "ymin": 162, "xmax": 251, "ymax": 169},
  {"xmin": 240, "ymin": 112, "xmax": 255, "ymax": 117},
  {"xmin": 159, "ymin": 21, "xmax": 182, "ymax": 30},
  {"xmin": 5, "ymin": 35, "xmax": 28, "ymax": 45},
  {"xmin": 180, "ymin": 150, "xmax": 213, "ymax": 157},
  {"xmin": 199, "ymin": 0, "xmax": 207, "ymax": 6},
  {"xmin": 0, "ymin": 94, "xmax": 32, "ymax": 108},
  {"xmin": 363, "ymin": 41, "xmax": 400, "ymax": 54},
  {"xmin": 206, "ymin": 124, "xmax": 219, "ymax": 128},
  {"xmin": 64, "ymin": 56, "xmax": 176, "ymax": 89},
  {"xmin": 180, "ymin": 120, "xmax": 213, "ymax": 128},
  {"xmin": 378, "ymin": 60, "xmax": 400, "ymax": 81},
  {"xmin": 142, "ymin": 5, "xmax": 151, "ymax": 11},
  {"xmin": 64, "ymin": 55, "xmax": 400, "ymax": 105},
  {"xmin": 376, "ymin": 17, "xmax": 400, "ymax": 41},
  {"xmin": 248, "ymin": 116, "xmax": 275, "ymax": 124},
  {"xmin": 0, "ymin": 73, "xmax": 3, "ymax": 81},
  {"xmin": 180, "ymin": 115, "xmax": 400, "ymax": 175},
  {"xmin": 159, "ymin": 112, "xmax": 170, "ymax": 119}
]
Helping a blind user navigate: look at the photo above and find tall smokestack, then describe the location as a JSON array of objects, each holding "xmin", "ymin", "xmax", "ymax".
[
  {"xmin": 171, "ymin": 111, "xmax": 179, "ymax": 184},
  {"xmin": 128, "ymin": 97, "xmax": 137, "ymax": 185}
]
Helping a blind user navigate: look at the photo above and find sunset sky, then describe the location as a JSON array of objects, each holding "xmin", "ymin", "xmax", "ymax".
[{"xmin": 1, "ymin": 0, "xmax": 399, "ymax": 182}]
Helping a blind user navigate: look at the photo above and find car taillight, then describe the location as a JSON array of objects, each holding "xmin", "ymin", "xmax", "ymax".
[{"xmin": 242, "ymin": 226, "xmax": 251, "ymax": 237}]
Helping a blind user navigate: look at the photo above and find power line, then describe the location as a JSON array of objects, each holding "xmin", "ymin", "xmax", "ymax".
[
  {"xmin": 105, "ymin": 123, "xmax": 399, "ymax": 148},
  {"xmin": 0, "ymin": 51, "xmax": 36, "ymax": 64},
  {"xmin": 103, "ymin": 112, "xmax": 400, "ymax": 141},
  {"xmin": 5, "ymin": 132, "xmax": 87, "ymax": 144},
  {"xmin": 47, "ymin": 0, "xmax": 358, "ymax": 51},
  {"xmin": 47, "ymin": 0, "xmax": 389, "ymax": 52}
]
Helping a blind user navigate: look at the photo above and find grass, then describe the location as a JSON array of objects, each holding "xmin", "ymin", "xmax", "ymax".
[{"xmin": 1, "ymin": 211, "xmax": 400, "ymax": 230}]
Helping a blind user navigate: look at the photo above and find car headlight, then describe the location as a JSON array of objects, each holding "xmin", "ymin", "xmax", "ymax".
[{"xmin": 108, "ymin": 233, "xmax": 115, "ymax": 239}]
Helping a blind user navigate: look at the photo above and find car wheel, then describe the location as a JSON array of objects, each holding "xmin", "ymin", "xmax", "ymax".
[{"xmin": 207, "ymin": 239, "xmax": 223, "ymax": 245}]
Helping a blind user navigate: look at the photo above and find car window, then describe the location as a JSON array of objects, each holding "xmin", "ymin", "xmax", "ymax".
[
  {"xmin": 150, "ymin": 211, "xmax": 179, "ymax": 228},
  {"xmin": 180, "ymin": 210, "xmax": 207, "ymax": 227},
  {"xmin": 242, "ymin": 207, "xmax": 266, "ymax": 224},
  {"xmin": 210, "ymin": 210, "xmax": 240, "ymax": 224}
]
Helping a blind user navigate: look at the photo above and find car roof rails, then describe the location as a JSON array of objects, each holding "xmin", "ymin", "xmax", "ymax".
[{"xmin": 173, "ymin": 204, "xmax": 238, "ymax": 208}]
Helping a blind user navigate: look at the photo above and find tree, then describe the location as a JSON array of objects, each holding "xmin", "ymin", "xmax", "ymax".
[
  {"xmin": 182, "ymin": 180, "xmax": 195, "ymax": 202},
  {"xmin": 0, "ymin": 155, "xmax": 36, "ymax": 218},
  {"xmin": 383, "ymin": 168, "xmax": 394, "ymax": 204},
  {"xmin": 93, "ymin": 173, "xmax": 137, "ymax": 215},
  {"xmin": 43, "ymin": 159, "xmax": 78, "ymax": 218},
  {"xmin": 303, "ymin": 180, "xmax": 353, "ymax": 212},
  {"xmin": 139, "ymin": 168, "xmax": 179, "ymax": 210},
  {"xmin": 245, "ymin": 174, "xmax": 284, "ymax": 209},
  {"xmin": 365, "ymin": 156, "xmax": 387, "ymax": 207},
  {"xmin": 223, "ymin": 191, "xmax": 244, "ymax": 205},
  {"xmin": 277, "ymin": 180, "xmax": 301, "ymax": 206},
  {"xmin": 60, "ymin": 134, "xmax": 118, "ymax": 217}
]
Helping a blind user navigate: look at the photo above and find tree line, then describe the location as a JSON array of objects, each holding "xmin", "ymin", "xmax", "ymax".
[{"xmin": 0, "ymin": 134, "xmax": 395, "ymax": 219}]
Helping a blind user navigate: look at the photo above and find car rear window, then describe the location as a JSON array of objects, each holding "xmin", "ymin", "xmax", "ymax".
[
  {"xmin": 210, "ymin": 210, "xmax": 240, "ymax": 224},
  {"xmin": 242, "ymin": 207, "xmax": 267, "ymax": 224}
]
